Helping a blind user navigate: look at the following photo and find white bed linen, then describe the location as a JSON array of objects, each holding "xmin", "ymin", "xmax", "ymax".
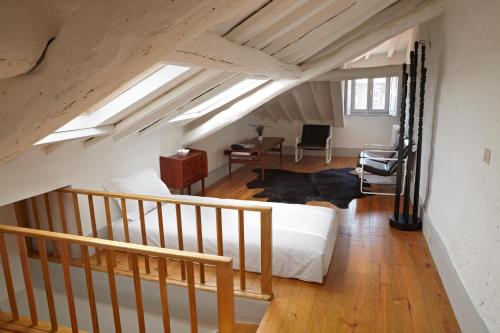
[{"xmin": 110, "ymin": 195, "xmax": 337, "ymax": 283}]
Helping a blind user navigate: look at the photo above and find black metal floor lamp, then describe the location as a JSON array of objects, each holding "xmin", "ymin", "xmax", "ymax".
[{"xmin": 390, "ymin": 41, "xmax": 427, "ymax": 231}]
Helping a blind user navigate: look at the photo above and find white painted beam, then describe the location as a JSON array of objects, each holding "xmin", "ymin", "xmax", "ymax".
[
  {"xmin": 291, "ymin": 90, "xmax": 307, "ymax": 123},
  {"xmin": 112, "ymin": 70, "xmax": 226, "ymax": 141},
  {"xmin": 329, "ymin": 81, "xmax": 345, "ymax": 127},
  {"xmin": 387, "ymin": 35, "xmax": 400, "ymax": 58},
  {"xmin": 302, "ymin": 0, "xmax": 446, "ymax": 72},
  {"xmin": 34, "ymin": 126, "xmax": 114, "ymax": 146},
  {"xmin": 278, "ymin": 100, "xmax": 293, "ymax": 123},
  {"xmin": 273, "ymin": 0, "xmax": 398, "ymax": 63},
  {"xmin": 173, "ymin": 31, "xmax": 302, "ymax": 80},
  {"xmin": 182, "ymin": 0, "xmax": 445, "ymax": 145},
  {"xmin": 225, "ymin": 0, "xmax": 308, "ymax": 44},
  {"xmin": 246, "ymin": 0, "xmax": 339, "ymax": 50},
  {"xmin": 312, "ymin": 65, "xmax": 403, "ymax": 81},
  {"xmin": 308, "ymin": 82, "xmax": 325, "ymax": 123}
]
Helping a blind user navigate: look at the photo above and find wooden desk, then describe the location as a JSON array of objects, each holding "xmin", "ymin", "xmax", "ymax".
[
  {"xmin": 159, "ymin": 149, "xmax": 208, "ymax": 195},
  {"xmin": 224, "ymin": 137, "xmax": 284, "ymax": 180}
]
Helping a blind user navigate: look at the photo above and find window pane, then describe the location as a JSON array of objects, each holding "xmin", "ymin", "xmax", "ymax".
[
  {"xmin": 389, "ymin": 76, "xmax": 398, "ymax": 116},
  {"xmin": 372, "ymin": 77, "xmax": 386, "ymax": 110},
  {"xmin": 354, "ymin": 78, "xmax": 368, "ymax": 110}
]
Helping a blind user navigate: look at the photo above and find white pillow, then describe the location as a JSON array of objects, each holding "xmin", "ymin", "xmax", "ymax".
[{"xmin": 103, "ymin": 167, "xmax": 171, "ymax": 220}]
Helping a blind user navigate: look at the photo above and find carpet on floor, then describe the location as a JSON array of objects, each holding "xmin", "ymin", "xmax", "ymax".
[{"xmin": 246, "ymin": 168, "xmax": 369, "ymax": 209}]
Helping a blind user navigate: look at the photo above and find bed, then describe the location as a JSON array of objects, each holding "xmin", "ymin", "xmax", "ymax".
[{"xmin": 103, "ymin": 167, "xmax": 338, "ymax": 283}]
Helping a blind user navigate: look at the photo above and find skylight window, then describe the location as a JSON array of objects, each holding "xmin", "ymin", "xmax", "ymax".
[
  {"xmin": 35, "ymin": 64, "xmax": 190, "ymax": 145},
  {"xmin": 169, "ymin": 78, "xmax": 269, "ymax": 123}
]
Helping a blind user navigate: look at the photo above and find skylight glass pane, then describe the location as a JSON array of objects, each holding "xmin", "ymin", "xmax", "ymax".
[
  {"xmin": 89, "ymin": 64, "xmax": 190, "ymax": 125},
  {"xmin": 170, "ymin": 78, "xmax": 268, "ymax": 122}
]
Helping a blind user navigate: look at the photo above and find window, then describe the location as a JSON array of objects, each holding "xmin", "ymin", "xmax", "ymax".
[
  {"xmin": 169, "ymin": 78, "xmax": 269, "ymax": 123},
  {"xmin": 344, "ymin": 76, "xmax": 399, "ymax": 116}
]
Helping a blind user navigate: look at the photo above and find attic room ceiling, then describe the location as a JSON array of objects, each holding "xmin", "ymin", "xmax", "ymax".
[{"xmin": 0, "ymin": 0, "xmax": 446, "ymax": 163}]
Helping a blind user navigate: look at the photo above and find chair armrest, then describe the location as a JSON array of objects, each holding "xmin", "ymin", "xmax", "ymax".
[
  {"xmin": 362, "ymin": 149, "xmax": 399, "ymax": 154},
  {"xmin": 295, "ymin": 135, "xmax": 302, "ymax": 146},
  {"xmin": 325, "ymin": 135, "xmax": 332, "ymax": 146},
  {"xmin": 364, "ymin": 143, "xmax": 393, "ymax": 149}
]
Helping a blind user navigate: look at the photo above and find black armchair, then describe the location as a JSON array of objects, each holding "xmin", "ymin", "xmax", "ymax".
[{"xmin": 295, "ymin": 124, "xmax": 333, "ymax": 163}]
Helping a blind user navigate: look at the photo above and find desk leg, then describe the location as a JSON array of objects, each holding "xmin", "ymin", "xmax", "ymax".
[
  {"xmin": 188, "ymin": 185, "xmax": 191, "ymax": 195},
  {"xmin": 260, "ymin": 157, "xmax": 265, "ymax": 180},
  {"xmin": 279, "ymin": 142, "xmax": 283, "ymax": 169},
  {"xmin": 228, "ymin": 157, "xmax": 232, "ymax": 179}
]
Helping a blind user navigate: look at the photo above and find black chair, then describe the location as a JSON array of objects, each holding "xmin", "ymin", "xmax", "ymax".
[
  {"xmin": 356, "ymin": 138, "xmax": 410, "ymax": 195},
  {"xmin": 295, "ymin": 124, "xmax": 333, "ymax": 163}
]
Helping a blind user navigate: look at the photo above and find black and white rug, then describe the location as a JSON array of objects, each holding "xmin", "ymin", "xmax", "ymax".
[{"xmin": 246, "ymin": 168, "xmax": 369, "ymax": 209}]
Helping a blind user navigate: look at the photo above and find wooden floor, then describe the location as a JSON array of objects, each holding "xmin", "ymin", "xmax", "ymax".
[{"xmin": 206, "ymin": 155, "xmax": 460, "ymax": 333}]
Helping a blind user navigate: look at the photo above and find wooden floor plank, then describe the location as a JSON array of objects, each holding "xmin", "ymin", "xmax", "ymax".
[{"xmin": 204, "ymin": 155, "xmax": 460, "ymax": 333}]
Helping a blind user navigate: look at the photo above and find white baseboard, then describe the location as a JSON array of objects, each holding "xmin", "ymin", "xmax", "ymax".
[{"xmin": 422, "ymin": 210, "xmax": 489, "ymax": 333}]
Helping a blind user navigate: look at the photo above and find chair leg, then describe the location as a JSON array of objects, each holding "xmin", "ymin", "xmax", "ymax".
[{"xmin": 295, "ymin": 147, "xmax": 303, "ymax": 162}]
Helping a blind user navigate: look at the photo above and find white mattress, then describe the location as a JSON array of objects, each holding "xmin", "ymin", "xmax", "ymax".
[{"xmin": 110, "ymin": 195, "xmax": 338, "ymax": 283}]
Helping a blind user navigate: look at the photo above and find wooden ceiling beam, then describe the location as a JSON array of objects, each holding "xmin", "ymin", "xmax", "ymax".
[
  {"xmin": 308, "ymin": 82, "xmax": 325, "ymax": 123},
  {"xmin": 173, "ymin": 31, "xmax": 302, "ymax": 80},
  {"xmin": 291, "ymin": 91, "xmax": 308, "ymax": 123},
  {"xmin": 113, "ymin": 70, "xmax": 226, "ymax": 142},
  {"xmin": 273, "ymin": 0, "xmax": 398, "ymax": 63},
  {"xmin": 278, "ymin": 100, "xmax": 294, "ymax": 123},
  {"xmin": 225, "ymin": 0, "xmax": 308, "ymax": 44},
  {"xmin": 247, "ymin": 0, "xmax": 339, "ymax": 51},
  {"xmin": 182, "ymin": 0, "xmax": 445, "ymax": 145},
  {"xmin": 312, "ymin": 64, "xmax": 402, "ymax": 81}
]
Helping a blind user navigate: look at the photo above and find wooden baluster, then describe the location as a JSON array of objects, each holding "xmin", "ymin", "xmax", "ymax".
[
  {"xmin": 30, "ymin": 197, "xmax": 41, "ymax": 229},
  {"xmin": 195, "ymin": 206, "xmax": 205, "ymax": 284},
  {"xmin": 104, "ymin": 197, "xmax": 116, "ymax": 267},
  {"xmin": 72, "ymin": 193, "xmax": 84, "ymax": 265},
  {"xmin": 260, "ymin": 210, "xmax": 273, "ymax": 296},
  {"xmin": 121, "ymin": 198, "xmax": 133, "ymax": 271},
  {"xmin": 82, "ymin": 245, "xmax": 100, "ymax": 333},
  {"xmin": 138, "ymin": 200, "xmax": 150, "ymax": 274},
  {"xmin": 238, "ymin": 210, "xmax": 246, "ymax": 291},
  {"xmin": 59, "ymin": 240, "xmax": 78, "ymax": 333},
  {"xmin": 157, "ymin": 202, "xmax": 166, "ymax": 248},
  {"xmin": 0, "ymin": 233, "xmax": 19, "ymax": 321},
  {"xmin": 87, "ymin": 195, "xmax": 101, "ymax": 265},
  {"xmin": 216, "ymin": 262, "xmax": 235, "ymax": 333},
  {"xmin": 175, "ymin": 204, "xmax": 186, "ymax": 280},
  {"xmin": 106, "ymin": 249, "xmax": 122, "ymax": 333},
  {"xmin": 43, "ymin": 193, "xmax": 58, "ymax": 257},
  {"xmin": 158, "ymin": 258, "xmax": 171, "ymax": 333},
  {"xmin": 37, "ymin": 239, "xmax": 58, "ymax": 331},
  {"xmin": 216, "ymin": 208, "xmax": 223, "ymax": 256},
  {"xmin": 131, "ymin": 254, "xmax": 146, "ymax": 333},
  {"xmin": 14, "ymin": 201, "xmax": 33, "ymax": 254},
  {"xmin": 57, "ymin": 192, "xmax": 72, "ymax": 258},
  {"xmin": 186, "ymin": 262, "xmax": 198, "ymax": 333},
  {"xmin": 17, "ymin": 235, "xmax": 38, "ymax": 326}
]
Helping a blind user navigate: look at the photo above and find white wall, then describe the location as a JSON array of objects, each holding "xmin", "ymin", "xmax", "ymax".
[{"xmin": 417, "ymin": 1, "xmax": 500, "ymax": 331}]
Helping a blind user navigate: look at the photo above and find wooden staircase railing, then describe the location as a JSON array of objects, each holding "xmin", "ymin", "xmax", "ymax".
[
  {"xmin": 0, "ymin": 224, "xmax": 236, "ymax": 333},
  {"xmin": 16, "ymin": 188, "xmax": 273, "ymax": 300}
]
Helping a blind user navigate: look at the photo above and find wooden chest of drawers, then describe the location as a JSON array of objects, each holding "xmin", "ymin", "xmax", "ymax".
[{"xmin": 159, "ymin": 149, "xmax": 208, "ymax": 195}]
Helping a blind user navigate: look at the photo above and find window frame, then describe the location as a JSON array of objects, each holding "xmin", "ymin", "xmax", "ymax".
[
  {"xmin": 350, "ymin": 77, "xmax": 392, "ymax": 115},
  {"xmin": 342, "ymin": 75, "xmax": 401, "ymax": 117}
]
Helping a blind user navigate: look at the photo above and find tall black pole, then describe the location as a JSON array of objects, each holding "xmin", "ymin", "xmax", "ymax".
[
  {"xmin": 402, "ymin": 43, "xmax": 418, "ymax": 222},
  {"xmin": 412, "ymin": 43, "xmax": 427, "ymax": 221},
  {"xmin": 392, "ymin": 64, "xmax": 409, "ymax": 221}
]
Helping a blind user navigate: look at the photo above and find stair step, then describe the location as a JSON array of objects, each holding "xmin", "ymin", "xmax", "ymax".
[
  {"xmin": 235, "ymin": 321, "xmax": 259, "ymax": 333},
  {"xmin": 0, "ymin": 312, "xmax": 87, "ymax": 333}
]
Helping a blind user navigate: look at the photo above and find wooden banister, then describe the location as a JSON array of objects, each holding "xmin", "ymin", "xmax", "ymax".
[{"xmin": 0, "ymin": 224, "xmax": 236, "ymax": 333}]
